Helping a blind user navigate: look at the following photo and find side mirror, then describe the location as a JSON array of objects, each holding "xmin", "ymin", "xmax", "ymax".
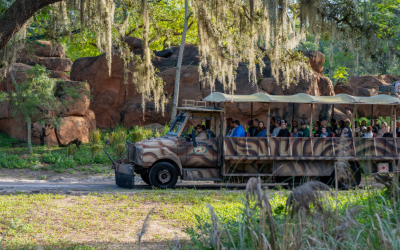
[{"xmin": 192, "ymin": 129, "xmax": 197, "ymax": 147}]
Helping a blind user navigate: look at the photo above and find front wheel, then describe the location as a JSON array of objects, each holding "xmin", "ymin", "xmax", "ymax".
[
  {"xmin": 148, "ymin": 162, "xmax": 179, "ymax": 189},
  {"xmin": 140, "ymin": 172, "xmax": 151, "ymax": 185}
]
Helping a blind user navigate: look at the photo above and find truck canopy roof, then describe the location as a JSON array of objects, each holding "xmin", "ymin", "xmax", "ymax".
[
  {"xmin": 177, "ymin": 106, "xmax": 224, "ymax": 112},
  {"xmin": 202, "ymin": 92, "xmax": 400, "ymax": 105}
]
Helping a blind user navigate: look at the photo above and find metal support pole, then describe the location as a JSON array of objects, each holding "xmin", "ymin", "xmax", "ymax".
[{"xmin": 331, "ymin": 104, "xmax": 335, "ymax": 121}]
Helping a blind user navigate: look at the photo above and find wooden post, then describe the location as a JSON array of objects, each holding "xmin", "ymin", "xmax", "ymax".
[
  {"xmin": 223, "ymin": 103, "xmax": 227, "ymax": 137},
  {"xmin": 352, "ymin": 104, "xmax": 356, "ymax": 138},
  {"xmin": 370, "ymin": 105, "xmax": 373, "ymax": 127},
  {"xmin": 391, "ymin": 105, "xmax": 394, "ymax": 136},
  {"xmin": 331, "ymin": 104, "xmax": 335, "ymax": 121},
  {"xmin": 251, "ymin": 102, "xmax": 253, "ymax": 120},
  {"xmin": 291, "ymin": 103, "xmax": 295, "ymax": 131},
  {"xmin": 393, "ymin": 105, "xmax": 397, "ymax": 138},
  {"xmin": 267, "ymin": 103, "xmax": 271, "ymax": 155},
  {"xmin": 267, "ymin": 103, "xmax": 271, "ymax": 137},
  {"xmin": 310, "ymin": 103, "xmax": 314, "ymax": 156}
]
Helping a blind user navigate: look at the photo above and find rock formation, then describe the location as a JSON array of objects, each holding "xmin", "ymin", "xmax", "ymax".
[
  {"xmin": 0, "ymin": 41, "xmax": 95, "ymax": 146},
  {"xmin": 71, "ymin": 39, "xmax": 335, "ymax": 128},
  {"xmin": 334, "ymin": 74, "xmax": 400, "ymax": 118}
]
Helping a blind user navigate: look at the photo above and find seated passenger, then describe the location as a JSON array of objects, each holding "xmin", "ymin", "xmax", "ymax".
[
  {"xmin": 298, "ymin": 121, "xmax": 310, "ymax": 137},
  {"xmin": 364, "ymin": 126, "xmax": 373, "ymax": 138},
  {"xmin": 396, "ymin": 120, "xmax": 400, "ymax": 137},
  {"xmin": 257, "ymin": 121, "xmax": 267, "ymax": 137},
  {"xmin": 292, "ymin": 127, "xmax": 299, "ymax": 137},
  {"xmin": 271, "ymin": 120, "xmax": 282, "ymax": 137},
  {"xmin": 341, "ymin": 128, "xmax": 349, "ymax": 137},
  {"xmin": 291, "ymin": 121, "xmax": 298, "ymax": 133},
  {"xmin": 383, "ymin": 126, "xmax": 392, "ymax": 137},
  {"xmin": 320, "ymin": 127, "xmax": 329, "ymax": 137},
  {"xmin": 330, "ymin": 119, "xmax": 339, "ymax": 135},
  {"xmin": 361, "ymin": 126, "xmax": 367, "ymax": 137},
  {"xmin": 277, "ymin": 120, "xmax": 290, "ymax": 137},
  {"xmin": 372, "ymin": 118, "xmax": 381, "ymax": 134},
  {"xmin": 226, "ymin": 119, "xmax": 236, "ymax": 137},
  {"xmin": 313, "ymin": 121, "xmax": 321, "ymax": 137},
  {"xmin": 377, "ymin": 122, "xmax": 387, "ymax": 138},
  {"xmin": 226, "ymin": 118, "xmax": 234, "ymax": 135},
  {"xmin": 342, "ymin": 120, "xmax": 352, "ymax": 137},
  {"xmin": 247, "ymin": 119, "xmax": 258, "ymax": 137},
  {"xmin": 269, "ymin": 117, "xmax": 276, "ymax": 134},
  {"xmin": 316, "ymin": 120, "xmax": 331, "ymax": 137},
  {"xmin": 231, "ymin": 120, "xmax": 246, "ymax": 137},
  {"xmin": 195, "ymin": 125, "xmax": 208, "ymax": 141}
]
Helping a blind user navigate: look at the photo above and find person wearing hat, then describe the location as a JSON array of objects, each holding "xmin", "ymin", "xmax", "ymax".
[
  {"xmin": 277, "ymin": 120, "xmax": 290, "ymax": 137},
  {"xmin": 226, "ymin": 118, "xmax": 235, "ymax": 137},
  {"xmin": 298, "ymin": 121, "xmax": 310, "ymax": 137}
]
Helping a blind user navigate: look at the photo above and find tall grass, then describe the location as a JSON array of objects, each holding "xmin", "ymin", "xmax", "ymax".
[{"xmin": 188, "ymin": 177, "xmax": 400, "ymax": 249}]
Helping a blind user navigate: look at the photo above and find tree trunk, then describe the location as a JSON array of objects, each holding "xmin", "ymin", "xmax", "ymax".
[
  {"xmin": 170, "ymin": 0, "xmax": 189, "ymax": 120},
  {"xmin": 27, "ymin": 116, "xmax": 32, "ymax": 154},
  {"xmin": 0, "ymin": 0, "xmax": 61, "ymax": 51}
]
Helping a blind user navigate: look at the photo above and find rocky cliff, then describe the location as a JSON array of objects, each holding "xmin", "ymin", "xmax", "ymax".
[
  {"xmin": 71, "ymin": 40, "xmax": 336, "ymax": 128},
  {"xmin": 0, "ymin": 41, "xmax": 95, "ymax": 146}
]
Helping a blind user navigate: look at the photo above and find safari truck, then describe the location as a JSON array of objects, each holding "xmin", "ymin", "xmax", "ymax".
[{"xmin": 104, "ymin": 92, "xmax": 400, "ymax": 189}]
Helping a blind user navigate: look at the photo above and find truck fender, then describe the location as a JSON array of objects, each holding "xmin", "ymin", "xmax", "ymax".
[{"xmin": 141, "ymin": 147, "xmax": 183, "ymax": 175}]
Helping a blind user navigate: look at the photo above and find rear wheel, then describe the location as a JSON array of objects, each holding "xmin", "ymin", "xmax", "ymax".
[
  {"xmin": 148, "ymin": 162, "xmax": 179, "ymax": 189},
  {"xmin": 337, "ymin": 162, "xmax": 361, "ymax": 189}
]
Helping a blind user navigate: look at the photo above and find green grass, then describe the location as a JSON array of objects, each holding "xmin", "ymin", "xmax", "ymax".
[
  {"xmin": 0, "ymin": 124, "xmax": 169, "ymax": 174},
  {"xmin": 0, "ymin": 187, "xmax": 393, "ymax": 249}
]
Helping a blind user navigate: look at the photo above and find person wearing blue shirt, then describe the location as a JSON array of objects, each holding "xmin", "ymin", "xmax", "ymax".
[{"xmin": 231, "ymin": 120, "xmax": 246, "ymax": 137}]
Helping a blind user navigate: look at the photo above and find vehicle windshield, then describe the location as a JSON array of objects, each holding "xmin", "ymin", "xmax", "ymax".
[{"xmin": 167, "ymin": 113, "xmax": 187, "ymax": 136}]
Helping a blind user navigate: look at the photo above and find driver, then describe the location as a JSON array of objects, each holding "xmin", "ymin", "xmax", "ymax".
[{"xmin": 195, "ymin": 125, "xmax": 208, "ymax": 141}]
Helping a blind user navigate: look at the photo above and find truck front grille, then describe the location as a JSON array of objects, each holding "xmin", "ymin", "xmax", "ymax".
[{"xmin": 126, "ymin": 141, "xmax": 136, "ymax": 163}]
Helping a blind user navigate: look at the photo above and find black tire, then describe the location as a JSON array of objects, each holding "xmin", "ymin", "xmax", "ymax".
[
  {"xmin": 115, "ymin": 170, "xmax": 135, "ymax": 189},
  {"xmin": 140, "ymin": 172, "xmax": 151, "ymax": 185},
  {"xmin": 337, "ymin": 162, "xmax": 361, "ymax": 190},
  {"xmin": 148, "ymin": 162, "xmax": 179, "ymax": 189}
]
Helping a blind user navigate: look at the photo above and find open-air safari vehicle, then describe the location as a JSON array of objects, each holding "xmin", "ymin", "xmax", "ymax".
[{"xmin": 104, "ymin": 92, "xmax": 400, "ymax": 189}]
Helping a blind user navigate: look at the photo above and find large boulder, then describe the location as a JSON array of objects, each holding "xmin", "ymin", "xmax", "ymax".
[
  {"xmin": 303, "ymin": 51, "xmax": 325, "ymax": 75},
  {"xmin": 55, "ymin": 117, "xmax": 90, "ymax": 145},
  {"xmin": 0, "ymin": 61, "xmax": 93, "ymax": 146},
  {"xmin": 17, "ymin": 40, "xmax": 65, "ymax": 58}
]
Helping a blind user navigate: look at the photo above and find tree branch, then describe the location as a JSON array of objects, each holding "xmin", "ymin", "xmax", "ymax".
[
  {"xmin": 125, "ymin": 24, "xmax": 144, "ymax": 36},
  {"xmin": 0, "ymin": 0, "xmax": 62, "ymax": 51}
]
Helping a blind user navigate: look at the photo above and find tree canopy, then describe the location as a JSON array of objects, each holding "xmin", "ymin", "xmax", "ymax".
[{"xmin": 0, "ymin": 0, "xmax": 399, "ymax": 112}]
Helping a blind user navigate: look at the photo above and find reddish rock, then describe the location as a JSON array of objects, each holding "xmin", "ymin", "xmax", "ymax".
[
  {"xmin": 58, "ymin": 81, "xmax": 90, "ymax": 116},
  {"xmin": 0, "ymin": 117, "xmax": 27, "ymax": 142},
  {"xmin": 259, "ymin": 78, "xmax": 277, "ymax": 93},
  {"xmin": 84, "ymin": 109, "xmax": 97, "ymax": 132},
  {"xmin": 17, "ymin": 40, "xmax": 65, "ymax": 58},
  {"xmin": 31, "ymin": 122, "xmax": 58, "ymax": 146},
  {"xmin": 334, "ymin": 83, "xmax": 353, "ymax": 95},
  {"xmin": 56, "ymin": 117, "xmax": 90, "ymax": 144},
  {"xmin": 303, "ymin": 51, "xmax": 325, "ymax": 74},
  {"xmin": 17, "ymin": 56, "xmax": 73, "ymax": 72},
  {"xmin": 122, "ymin": 36, "xmax": 143, "ymax": 50}
]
